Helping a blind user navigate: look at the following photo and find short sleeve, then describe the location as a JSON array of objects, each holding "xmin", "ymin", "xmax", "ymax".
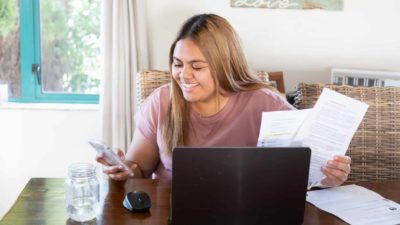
[
  {"xmin": 278, "ymin": 96, "xmax": 295, "ymax": 111},
  {"xmin": 259, "ymin": 88, "xmax": 295, "ymax": 111},
  {"xmin": 134, "ymin": 84, "xmax": 170, "ymax": 144}
]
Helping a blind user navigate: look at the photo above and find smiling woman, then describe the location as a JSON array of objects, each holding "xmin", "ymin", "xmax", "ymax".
[
  {"xmin": 172, "ymin": 38, "xmax": 224, "ymax": 115},
  {"xmin": 96, "ymin": 13, "xmax": 351, "ymax": 189},
  {"xmin": 96, "ymin": 13, "xmax": 294, "ymax": 182}
]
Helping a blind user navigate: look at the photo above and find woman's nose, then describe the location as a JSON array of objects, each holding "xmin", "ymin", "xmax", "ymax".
[{"xmin": 180, "ymin": 66, "xmax": 192, "ymax": 80}]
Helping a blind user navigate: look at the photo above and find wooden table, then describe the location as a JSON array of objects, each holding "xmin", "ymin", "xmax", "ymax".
[{"xmin": 1, "ymin": 178, "xmax": 399, "ymax": 225}]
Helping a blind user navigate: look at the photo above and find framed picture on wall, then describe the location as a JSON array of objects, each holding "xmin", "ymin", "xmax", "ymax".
[{"xmin": 230, "ymin": 0, "xmax": 343, "ymax": 11}]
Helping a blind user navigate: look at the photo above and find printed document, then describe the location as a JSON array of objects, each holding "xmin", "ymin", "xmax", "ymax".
[
  {"xmin": 257, "ymin": 88, "xmax": 369, "ymax": 187},
  {"xmin": 307, "ymin": 184, "xmax": 400, "ymax": 225},
  {"xmin": 257, "ymin": 109, "xmax": 311, "ymax": 147}
]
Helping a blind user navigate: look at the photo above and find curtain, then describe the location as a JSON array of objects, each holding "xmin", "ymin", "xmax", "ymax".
[{"xmin": 100, "ymin": 0, "xmax": 149, "ymax": 151}]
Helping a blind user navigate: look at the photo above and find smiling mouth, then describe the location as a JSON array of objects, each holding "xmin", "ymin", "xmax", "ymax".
[{"xmin": 182, "ymin": 83, "xmax": 200, "ymax": 88}]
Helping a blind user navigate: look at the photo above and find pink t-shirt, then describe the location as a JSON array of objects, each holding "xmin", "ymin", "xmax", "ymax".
[{"xmin": 135, "ymin": 84, "xmax": 294, "ymax": 181}]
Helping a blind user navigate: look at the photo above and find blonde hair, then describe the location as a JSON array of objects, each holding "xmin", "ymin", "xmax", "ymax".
[{"xmin": 161, "ymin": 14, "xmax": 269, "ymax": 156}]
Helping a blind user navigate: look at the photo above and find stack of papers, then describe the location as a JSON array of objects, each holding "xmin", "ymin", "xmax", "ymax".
[
  {"xmin": 257, "ymin": 88, "xmax": 369, "ymax": 187},
  {"xmin": 307, "ymin": 185, "xmax": 400, "ymax": 225}
]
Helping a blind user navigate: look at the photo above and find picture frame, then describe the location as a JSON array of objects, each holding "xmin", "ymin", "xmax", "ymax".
[{"xmin": 230, "ymin": 0, "xmax": 343, "ymax": 11}]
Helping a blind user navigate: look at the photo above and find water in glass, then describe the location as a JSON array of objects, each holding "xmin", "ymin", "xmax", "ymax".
[{"xmin": 65, "ymin": 163, "xmax": 99, "ymax": 222}]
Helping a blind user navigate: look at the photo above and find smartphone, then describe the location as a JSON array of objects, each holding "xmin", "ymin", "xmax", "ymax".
[{"xmin": 89, "ymin": 139, "xmax": 130, "ymax": 171}]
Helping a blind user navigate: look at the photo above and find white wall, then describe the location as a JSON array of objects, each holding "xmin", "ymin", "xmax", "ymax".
[
  {"xmin": 145, "ymin": 0, "xmax": 400, "ymax": 92},
  {"xmin": 0, "ymin": 104, "xmax": 101, "ymax": 219}
]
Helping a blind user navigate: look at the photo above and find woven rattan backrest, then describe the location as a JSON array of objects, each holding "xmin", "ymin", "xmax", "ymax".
[
  {"xmin": 136, "ymin": 70, "xmax": 171, "ymax": 106},
  {"xmin": 295, "ymin": 83, "xmax": 400, "ymax": 182}
]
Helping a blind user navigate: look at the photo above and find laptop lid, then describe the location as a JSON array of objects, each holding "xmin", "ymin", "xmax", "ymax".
[{"xmin": 171, "ymin": 147, "xmax": 311, "ymax": 225}]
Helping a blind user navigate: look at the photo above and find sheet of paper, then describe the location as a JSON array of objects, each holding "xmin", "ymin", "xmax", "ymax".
[
  {"xmin": 307, "ymin": 185, "xmax": 400, "ymax": 225},
  {"xmin": 293, "ymin": 88, "xmax": 369, "ymax": 187},
  {"xmin": 257, "ymin": 109, "xmax": 311, "ymax": 147}
]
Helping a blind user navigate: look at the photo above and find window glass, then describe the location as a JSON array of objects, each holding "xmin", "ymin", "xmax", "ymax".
[
  {"xmin": 336, "ymin": 76, "xmax": 343, "ymax": 85},
  {"xmin": 357, "ymin": 78, "xmax": 364, "ymax": 86},
  {"xmin": 367, "ymin": 79, "xmax": 376, "ymax": 87},
  {"xmin": 40, "ymin": 0, "xmax": 100, "ymax": 94},
  {"xmin": 347, "ymin": 77, "xmax": 354, "ymax": 86},
  {"xmin": 0, "ymin": 0, "xmax": 21, "ymax": 98}
]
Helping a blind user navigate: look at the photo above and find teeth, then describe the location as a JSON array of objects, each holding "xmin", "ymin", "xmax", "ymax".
[{"xmin": 182, "ymin": 83, "xmax": 199, "ymax": 88}]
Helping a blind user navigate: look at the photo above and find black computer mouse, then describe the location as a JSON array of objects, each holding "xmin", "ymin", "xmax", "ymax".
[{"xmin": 123, "ymin": 190, "xmax": 151, "ymax": 212}]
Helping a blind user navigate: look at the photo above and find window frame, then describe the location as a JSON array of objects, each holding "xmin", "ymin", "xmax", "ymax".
[{"xmin": 9, "ymin": 0, "xmax": 99, "ymax": 104}]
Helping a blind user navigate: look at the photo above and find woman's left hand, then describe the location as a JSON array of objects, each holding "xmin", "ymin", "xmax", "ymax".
[{"xmin": 320, "ymin": 155, "xmax": 351, "ymax": 187}]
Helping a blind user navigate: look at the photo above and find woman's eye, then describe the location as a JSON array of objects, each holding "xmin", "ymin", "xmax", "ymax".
[
  {"xmin": 173, "ymin": 64, "xmax": 183, "ymax": 68},
  {"xmin": 192, "ymin": 65, "xmax": 206, "ymax": 70}
]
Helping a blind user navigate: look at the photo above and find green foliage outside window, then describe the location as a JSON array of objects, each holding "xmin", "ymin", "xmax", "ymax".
[
  {"xmin": 0, "ymin": 0, "xmax": 18, "ymax": 37},
  {"xmin": 1, "ymin": 0, "xmax": 100, "ymax": 100},
  {"xmin": 41, "ymin": 0, "xmax": 100, "ymax": 94}
]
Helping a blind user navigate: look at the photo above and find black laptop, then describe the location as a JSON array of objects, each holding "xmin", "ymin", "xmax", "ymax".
[{"xmin": 171, "ymin": 147, "xmax": 311, "ymax": 225}]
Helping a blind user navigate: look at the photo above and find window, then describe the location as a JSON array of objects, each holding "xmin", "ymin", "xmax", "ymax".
[{"xmin": 0, "ymin": 0, "xmax": 100, "ymax": 104}]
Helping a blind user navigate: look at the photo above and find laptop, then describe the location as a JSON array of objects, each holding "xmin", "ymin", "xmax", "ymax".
[{"xmin": 170, "ymin": 147, "xmax": 311, "ymax": 225}]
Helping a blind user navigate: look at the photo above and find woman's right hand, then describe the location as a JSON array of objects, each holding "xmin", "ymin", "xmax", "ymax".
[{"xmin": 95, "ymin": 149, "xmax": 141, "ymax": 181}]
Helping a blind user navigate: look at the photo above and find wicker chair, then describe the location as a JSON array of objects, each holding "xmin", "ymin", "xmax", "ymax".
[
  {"xmin": 294, "ymin": 83, "xmax": 400, "ymax": 182},
  {"xmin": 135, "ymin": 69, "xmax": 272, "ymax": 106},
  {"xmin": 136, "ymin": 70, "xmax": 171, "ymax": 107}
]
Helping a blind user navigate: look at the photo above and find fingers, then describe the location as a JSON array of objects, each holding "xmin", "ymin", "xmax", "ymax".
[
  {"xmin": 116, "ymin": 149, "xmax": 126, "ymax": 161},
  {"xmin": 321, "ymin": 166, "xmax": 348, "ymax": 186},
  {"xmin": 333, "ymin": 155, "xmax": 351, "ymax": 164},
  {"xmin": 103, "ymin": 165, "xmax": 131, "ymax": 181},
  {"xmin": 329, "ymin": 155, "xmax": 351, "ymax": 174},
  {"xmin": 96, "ymin": 149, "xmax": 133, "ymax": 181},
  {"xmin": 103, "ymin": 164, "xmax": 126, "ymax": 173},
  {"xmin": 326, "ymin": 159, "xmax": 351, "ymax": 175},
  {"xmin": 95, "ymin": 152, "xmax": 112, "ymax": 166},
  {"xmin": 109, "ymin": 170, "xmax": 131, "ymax": 181},
  {"xmin": 129, "ymin": 163, "xmax": 139, "ymax": 177},
  {"xmin": 320, "ymin": 155, "xmax": 352, "ymax": 187},
  {"xmin": 124, "ymin": 161, "xmax": 144, "ymax": 178},
  {"xmin": 95, "ymin": 149, "xmax": 126, "ymax": 166}
]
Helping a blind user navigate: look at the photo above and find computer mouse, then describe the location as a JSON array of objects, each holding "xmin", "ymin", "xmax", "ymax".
[{"xmin": 123, "ymin": 190, "xmax": 151, "ymax": 212}]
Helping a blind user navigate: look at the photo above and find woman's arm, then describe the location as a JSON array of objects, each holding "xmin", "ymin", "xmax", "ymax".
[
  {"xmin": 125, "ymin": 127, "xmax": 160, "ymax": 178},
  {"xmin": 96, "ymin": 127, "xmax": 160, "ymax": 180}
]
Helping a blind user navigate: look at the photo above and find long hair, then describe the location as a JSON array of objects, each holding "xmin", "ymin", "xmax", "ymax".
[{"xmin": 161, "ymin": 14, "xmax": 269, "ymax": 156}]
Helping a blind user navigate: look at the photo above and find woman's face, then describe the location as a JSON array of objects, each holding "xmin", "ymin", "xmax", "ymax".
[{"xmin": 172, "ymin": 38, "xmax": 217, "ymax": 105}]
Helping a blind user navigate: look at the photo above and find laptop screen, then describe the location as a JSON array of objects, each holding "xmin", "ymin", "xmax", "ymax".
[{"xmin": 171, "ymin": 147, "xmax": 311, "ymax": 225}]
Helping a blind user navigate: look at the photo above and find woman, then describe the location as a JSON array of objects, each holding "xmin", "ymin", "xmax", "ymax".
[{"xmin": 97, "ymin": 13, "xmax": 350, "ymax": 187}]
